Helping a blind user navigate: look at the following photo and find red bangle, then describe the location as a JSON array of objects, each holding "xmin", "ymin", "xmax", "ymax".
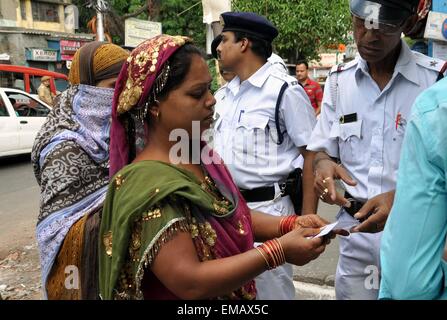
[
  {"xmin": 279, "ymin": 216, "xmax": 298, "ymax": 235},
  {"xmin": 255, "ymin": 247, "xmax": 271, "ymax": 269},
  {"xmin": 258, "ymin": 239, "xmax": 286, "ymax": 270}
]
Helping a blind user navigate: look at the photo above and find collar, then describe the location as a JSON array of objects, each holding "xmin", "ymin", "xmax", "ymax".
[
  {"xmin": 301, "ymin": 78, "xmax": 311, "ymax": 87},
  {"xmin": 355, "ymin": 40, "xmax": 420, "ymax": 86},
  {"xmin": 226, "ymin": 62, "xmax": 271, "ymax": 95},
  {"xmin": 394, "ymin": 40, "xmax": 420, "ymax": 86},
  {"xmin": 246, "ymin": 62, "xmax": 271, "ymax": 88},
  {"xmin": 226, "ymin": 75, "xmax": 241, "ymax": 96}
]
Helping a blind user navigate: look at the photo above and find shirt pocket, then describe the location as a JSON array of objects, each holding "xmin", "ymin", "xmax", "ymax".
[
  {"xmin": 337, "ymin": 120, "xmax": 364, "ymax": 164},
  {"xmin": 233, "ymin": 114, "xmax": 270, "ymax": 166}
]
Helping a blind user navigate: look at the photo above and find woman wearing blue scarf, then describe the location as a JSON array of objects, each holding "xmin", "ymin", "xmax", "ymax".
[{"xmin": 31, "ymin": 42, "xmax": 129, "ymax": 299}]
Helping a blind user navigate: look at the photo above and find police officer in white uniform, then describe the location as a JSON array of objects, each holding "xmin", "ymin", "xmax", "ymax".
[
  {"xmin": 308, "ymin": 0, "xmax": 447, "ymax": 300},
  {"xmin": 211, "ymin": 34, "xmax": 236, "ymax": 122},
  {"xmin": 212, "ymin": 35, "xmax": 289, "ymax": 122},
  {"xmin": 214, "ymin": 12, "xmax": 319, "ymax": 300}
]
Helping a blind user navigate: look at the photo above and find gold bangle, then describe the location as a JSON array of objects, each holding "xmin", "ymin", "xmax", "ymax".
[
  {"xmin": 265, "ymin": 240, "xmax": 280, "ymax": 268},
  {"xmin": 270, "ymin": 239, "xmax": 285, "ymax": 266},
  {"xmin": 255, "ymin": 247, "xmax": 271, "ymax": 270},
  {"xmin": 279, "ymin": 217, "xmax": 288, "ymax": 236},
  {"xmin": 274, "ymin": 238, "xmax": 286, "ymax": 265}
]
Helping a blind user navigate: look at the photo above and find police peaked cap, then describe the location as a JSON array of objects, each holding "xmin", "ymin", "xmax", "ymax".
[
  {"xmin": 350, "ymin": 0, "xmax": 420, "ymax": 24},
  {"xmin": 220, "ymin": 12, "xmax": 278, "ymax": 43}
]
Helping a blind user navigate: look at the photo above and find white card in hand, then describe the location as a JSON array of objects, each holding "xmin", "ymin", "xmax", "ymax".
[{"xmin": 312, "ymin": 222, "xmax": 339, "ymax": 239}]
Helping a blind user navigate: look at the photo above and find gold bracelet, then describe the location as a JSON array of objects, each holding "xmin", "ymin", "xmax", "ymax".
[
  {"xmin": 255, "ymin": 247, "xmax": 271, "ymax": 270},
  {"xmin": 264, "ymin": 241, "xmax": 279, "ymax": 267},
  {"xmin": 273, "ymin": 238, "xmax": 286, "ymax": 264},
  {"xmin": 270, "ymin": 239, "xmax": 285, "ymax": 266}
]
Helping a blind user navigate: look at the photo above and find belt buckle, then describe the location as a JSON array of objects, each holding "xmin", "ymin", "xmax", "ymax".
[
  {"xmin": 346, "ymin": 197, "xmax": 355, "ymax": 204},
  {"xmin": 279, "ymin": 182, "xmax": 287, "ymax": 196},
  {"xmin": 345, "ymin": 197, "xmax": 356, "ymax": 216}
]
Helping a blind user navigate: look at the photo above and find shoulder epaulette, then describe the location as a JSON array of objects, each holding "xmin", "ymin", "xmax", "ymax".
[
  {"xmin": 413, "ymin": 51, "xmax": 446, "ymax": 73},
  {"xmin": 270, "ymin": 71, "xmax": 300, "ymax": 86},
  {"xmin": 329, "ymin": 59, "xmax": 358, "ymax": 75}
]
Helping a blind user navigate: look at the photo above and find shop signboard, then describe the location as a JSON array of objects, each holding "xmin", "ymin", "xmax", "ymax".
[
  {"xmin": 424, "ymin": 11, "xmax": 447, "ymax": 42},
  {"xmin": 60, "ymin": 40, "xmax": 85, "ymax": 61},
  {"xmin": 27, "ymin": 49, "xmax": 58, "ymax": 62},
  {"xmin": 125, "ymin": 18, "xmax": 162, "ymax": 48}
]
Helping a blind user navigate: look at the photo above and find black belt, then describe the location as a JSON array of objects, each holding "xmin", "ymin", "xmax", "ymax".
[
  {"xmin": 240, "ymin": 184, "xmax": 287, "ymax": 203},
  {"xmin": 344, "ymin": 191, "xmax": 365, "ymax": 219}
]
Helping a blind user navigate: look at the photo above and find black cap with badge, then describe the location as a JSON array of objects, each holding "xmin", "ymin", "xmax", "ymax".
[
  {"xmin": 350, "ymin": 0, "xmax": 419, "ymax": 25},
  {"xmin": 219, "ymin": 12, "xmax": 279, "ymax": 43}
]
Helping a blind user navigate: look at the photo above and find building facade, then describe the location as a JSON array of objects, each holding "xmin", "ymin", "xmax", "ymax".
[{"xmin": 0, "ymin": 0, "xmax": 93, "ymax": 74}]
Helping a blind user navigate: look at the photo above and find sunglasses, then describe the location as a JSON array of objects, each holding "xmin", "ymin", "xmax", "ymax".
[{"xmin": 352, "ymin": 15, "xmax": 404, "ymax": 35}]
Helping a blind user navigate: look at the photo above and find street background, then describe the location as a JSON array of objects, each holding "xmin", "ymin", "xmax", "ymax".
[{"xmin": 0, "ymin": 155, "xmax": 339, "ymax": 300}]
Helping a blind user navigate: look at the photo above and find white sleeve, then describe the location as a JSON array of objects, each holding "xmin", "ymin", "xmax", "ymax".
[
  {"xmin": 281, "ymin": 83, "xmax": 316, "ymax": 148},
  {"xmin": 306, "ymin": 74, "xmax": 340, "ymax": 158}
]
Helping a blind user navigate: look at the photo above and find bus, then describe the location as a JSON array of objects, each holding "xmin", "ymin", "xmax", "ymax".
[{"xmin": 0, "ymin": 64, "xmax": 68, "ymax": 96}]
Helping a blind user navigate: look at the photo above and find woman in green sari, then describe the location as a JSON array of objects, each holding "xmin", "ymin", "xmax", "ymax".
[{"xmin": 99, "ymin": 35, "xmax": 339, "ymax": 300}]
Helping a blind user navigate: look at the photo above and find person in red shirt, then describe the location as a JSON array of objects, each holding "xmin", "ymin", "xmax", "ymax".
[{"xmin": 295, "ymin": 60, "xmax": 323, "ymax": 116}]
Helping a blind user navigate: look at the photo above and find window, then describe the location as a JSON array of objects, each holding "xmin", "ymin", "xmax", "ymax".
[
  {"xmin": 6, "ymin": 92, "xmax": 51, "ymax": 118},
  {"xmin": 54, "ymin": 78, "xmax": 68, "ymax": 93},
  {"xmin": 29, "ymin": 75, "xmax": 42, "ymax": 95},
  {"xmin": 31, "ymin": 2, "xmax": 60, "ymax": 23},
  {"xmin": 0, "ymin": 72, "xmax": 25, "ymax": 90},
  {"xmin": 20, "ymin": 0, "xmax": 27, "ymax": 20},
  {"xmin": 0, "ymin": 96, "xmax": 10, "ymax": 117}
]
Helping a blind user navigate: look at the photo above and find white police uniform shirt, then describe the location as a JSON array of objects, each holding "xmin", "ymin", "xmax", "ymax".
[
  {"xmin": 268, "ymin": 53, "xmax": 289, "ymax": 74},
  {"xmin": 213, "ymin": 84, "xmax": 228, "ymax": 119},
  {"xmin": 307, "ymin": 40, "xmax": 446, "ymax": 300},
  {"xmin": 214, "ymin": 61, "xmax": 315, "ymax": 190},
  {"xmin": 213, "ymin": 61, "xmax": 315, "ymax": 300}
]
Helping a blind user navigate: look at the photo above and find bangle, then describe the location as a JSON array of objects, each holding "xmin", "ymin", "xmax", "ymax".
[
  {"xmin": 256, "ymin": 239, "xmax": 286, "ymax": 270},
  {"xmin": 273, "ymin": 238, "xmax": 286, "ymax": 265},
  {"xmin": 279, "ymin": 216, "xmax": 298, "ymax": 235},
  {"xmin": 255, "ymin": 247, "xmax": 271, "ymax": 269}
]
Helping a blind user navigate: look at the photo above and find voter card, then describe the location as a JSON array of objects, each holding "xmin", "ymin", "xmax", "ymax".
[{"xmin": 307, "ymin": 222, "xmax": 339, "ymax": 239}]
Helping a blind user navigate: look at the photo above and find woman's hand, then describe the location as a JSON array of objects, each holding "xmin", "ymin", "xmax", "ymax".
[
  {"xmin": 294, "ymin": 214, "xmax": 329, "ymax": 229},
  {"xmin": 293, "ymin": 215, "xmax": 349, "ymax": 238},
  {"xmin": 280, "ymin": 228, "xmax": 327, "ymax": 266}
]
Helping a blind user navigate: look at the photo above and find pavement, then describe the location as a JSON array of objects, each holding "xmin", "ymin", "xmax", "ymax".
[
  {"xmin": 0, "ymin": 154, "xmax": 42, "ymax": 299},
  {"xmin": 292, "ymin": 202, "xmax": 340, "ymax": 299},
  {"xmin": 293, "ymin": 202, "xmax": 340, "ymax": 287},
  {"xmin": 0, "ymin": 154, "xmax": 39, "ymax": 259}
]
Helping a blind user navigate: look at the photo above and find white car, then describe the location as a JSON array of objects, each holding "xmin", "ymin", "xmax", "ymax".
[{"xmin": 0, "ymin": 87, "xmax": 51, "ymax": 157}]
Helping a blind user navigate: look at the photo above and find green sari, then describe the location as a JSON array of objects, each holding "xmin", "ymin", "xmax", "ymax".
[{"xmin": 99, "ymin": 160, "xmax": 256, "ymax": 300}]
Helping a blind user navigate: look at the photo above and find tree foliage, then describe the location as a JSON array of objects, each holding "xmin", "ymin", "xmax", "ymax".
[
  {"xmin": 232, "ymin": 0, "xmax": 352, "ymax": 63},
  {"xmin": 73, "ymin": 0, "xmax": 206, "ymax": 48},
  {"xmin": 71, "ymin": 1, "xmax": 352, "ymax": 64}
]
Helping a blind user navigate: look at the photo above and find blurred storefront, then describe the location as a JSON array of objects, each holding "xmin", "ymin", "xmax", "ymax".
[{"xmin": 0, "ymin": 0, "xmax": 93, "ymax": 72}]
